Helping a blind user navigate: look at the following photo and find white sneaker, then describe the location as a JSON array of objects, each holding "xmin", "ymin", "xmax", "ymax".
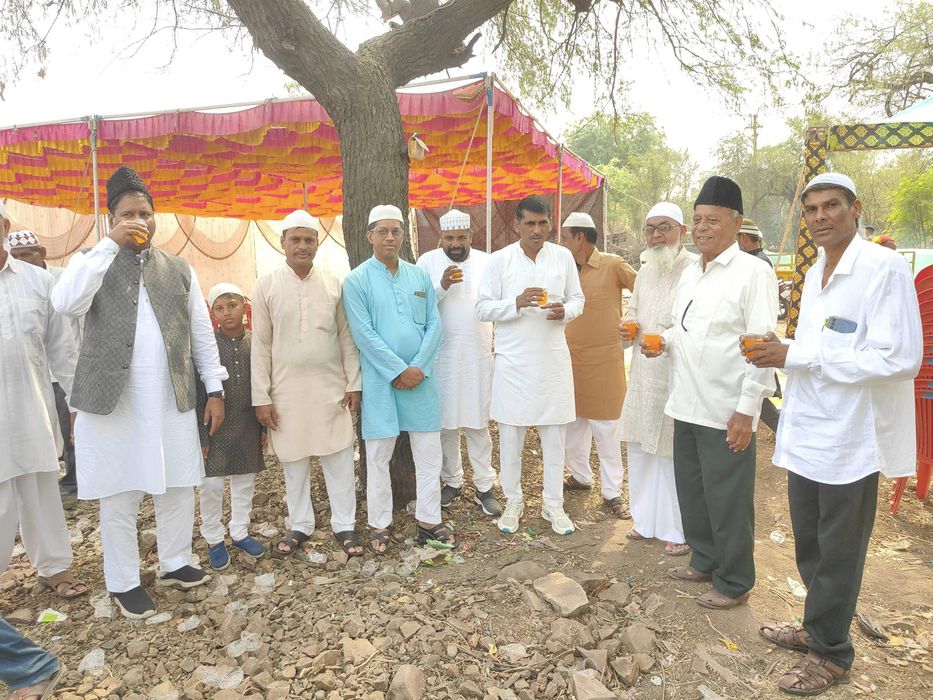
[
  {"xmin": 497, "ymin": 499, "xmax": 524, "ymax": 534},
  {"xmin": 541, "ymin": 504, "xmax": 575, "ymax": 535}
]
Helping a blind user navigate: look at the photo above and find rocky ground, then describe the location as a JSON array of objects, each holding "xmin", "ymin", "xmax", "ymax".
[{"xmin": 1, "ymin": 427, "xmax": 931, "ymax": 700}]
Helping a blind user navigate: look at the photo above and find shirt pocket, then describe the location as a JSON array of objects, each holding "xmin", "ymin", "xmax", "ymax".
[
  {"xmin": 312, "ymin": 300, "xmax": 337, "ymax": 333},
  {"xmin": 820, "ymin": 325, "xmax": 858, "ymax": 350},
  {"xmin": 409, "ymin": 293, "xmax": 427, "ymax": 325},
  {"xmin": 19, "ymin": 298, "xmax": 46, "ymax": 336}
]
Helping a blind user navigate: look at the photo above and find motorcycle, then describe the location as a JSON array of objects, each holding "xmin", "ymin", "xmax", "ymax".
[{"xmin": 778, "ymin": 279, "xmax": 792, "ymax": 321}]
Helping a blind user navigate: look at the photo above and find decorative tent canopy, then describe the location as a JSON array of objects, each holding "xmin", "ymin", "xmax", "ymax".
[
  {"xmin": 788, "ymin": 113, "xmax": 933, "ymax": 336},
  {"xmin": 0, "ymin": 77, "xmax": 601, "ymax": 220}
]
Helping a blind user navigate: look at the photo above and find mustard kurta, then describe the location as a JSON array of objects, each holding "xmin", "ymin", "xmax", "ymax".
[{"xmin": 565, "ymin": 249, "xmax": 637, "ymax": 420}]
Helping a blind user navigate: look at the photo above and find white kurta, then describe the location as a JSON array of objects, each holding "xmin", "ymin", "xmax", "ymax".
[
  {"xmin": 476, "ymin": 241, "xmax": 585, "ymax": 426},
  {"xmin": 0, "ymin": 256, "xmax": 77, "ymax": 482},
  {"xmin": 250, "ymin": 264, "xmax": 362, "ymax": 461},
  {"xmin": 51, "ymin": 238, "xmax": 227, "ymax": 500},
  {"xmin": 416, "ymin": 247, "xmax": 493, "ymax": 429},
  {"xmin": 619, "ymin": 249, "xmax": 698, "ymax": 457}
]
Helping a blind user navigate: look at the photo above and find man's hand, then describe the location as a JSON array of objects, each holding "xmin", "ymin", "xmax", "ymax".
[
  {"xmin": 440, "ymin": 265, "xmax": 462, "ymax": 291},
  {"xmin": 744, "ymin": 331, "xmax": 789, "ymax": 368},
  {"xmin": 202, "ymin": 445, "xmax": 210, "ymax": 461},
  {"xmin": 618, "ymin": 322, "xmax": 638, "ymax": 342},
  {"xmin": 542, "ymin": 302, "xmax": 565, "ymax": 321},
  {"xmin": 108, "ymin": 220, "xmax": 150, "ymax": 250},
  {"xmin": 204, "ymin": 397, "xmax": 225, "ymax": 436},
  {"xmin": 255, "ymin": 404, "xmax": 280, "ymax": 431},
  {"xmin": 726, "ymin": 411, "xmax": 753, "ymax": 452},
  {"xmin": 341, "ymin": 391, "xmax": 362, "ymax": 412},
  {"xmin": 393, "ymin": 366, "xmax": 425, "ymax": 390},
  {"xmin": 640, "ymin": 337, "xmax": 666, "ymax": 358},
  {"xmin": 516, "ymin": 287, "xmax": 546, "ymax": 310},
  {"xmin": 69, "ymin": 411, "xmax": 76, "ymax": 445},
  {"xmin": 260, "ymin": 431, "xmax": 269, "ymax": 450}
]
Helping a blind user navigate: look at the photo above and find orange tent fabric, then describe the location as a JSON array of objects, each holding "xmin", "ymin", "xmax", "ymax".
[{"xmin": 0, "ymin": 80, "xmax": 601, "ymax": 220}]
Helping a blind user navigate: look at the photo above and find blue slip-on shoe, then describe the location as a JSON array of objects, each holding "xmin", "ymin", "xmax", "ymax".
[
  {"xmin": 207, "ymin": 542, "xmax": 230, "ymax": 570},
  {"xmin": 232, "ymin": 535, "xmax": 265, "ymax": 558}
]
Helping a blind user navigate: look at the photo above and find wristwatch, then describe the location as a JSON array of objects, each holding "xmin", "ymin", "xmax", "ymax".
[{"xmin": 207, "ymin": 390, "xmax": 225, "ymax": 400}]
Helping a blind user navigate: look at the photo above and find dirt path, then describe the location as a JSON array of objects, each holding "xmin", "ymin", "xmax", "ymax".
[{"xmin": 1, "ymin": 429, "xmax": 930, "ymax": 699}]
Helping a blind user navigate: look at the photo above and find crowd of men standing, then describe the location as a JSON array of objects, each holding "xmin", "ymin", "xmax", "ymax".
[{"xmin": 0, "ymin": 166, "xmax": 923, "ymax": 698}]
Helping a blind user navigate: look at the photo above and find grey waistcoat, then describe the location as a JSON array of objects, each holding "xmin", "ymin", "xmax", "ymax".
[{"xmin": 71, "ymin": 246, "xmax": 195, "ymax": 415}]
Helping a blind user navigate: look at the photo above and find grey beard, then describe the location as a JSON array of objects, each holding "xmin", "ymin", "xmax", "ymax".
[{"xmin": 644, "ymin": 243, "xmax": 680, "ymax": 275}]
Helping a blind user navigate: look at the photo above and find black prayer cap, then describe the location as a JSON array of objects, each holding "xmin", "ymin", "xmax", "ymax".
[
  {"xmin": 694, "ymin": 176, "xmax": 743, "ymax": 215},
  {"xmin": 106, "ymin": 166, "xmax": 153, "ymax": 213}
]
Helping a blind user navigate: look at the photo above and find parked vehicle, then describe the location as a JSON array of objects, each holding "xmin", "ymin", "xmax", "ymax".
[{"xmin": 897, "ymin": 248, "xmax": 933, "ymax": 277}]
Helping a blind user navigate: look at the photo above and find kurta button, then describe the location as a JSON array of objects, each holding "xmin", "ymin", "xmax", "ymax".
[
  {"xmin": 126, "ymin": 341, "xmax": 133, "ymax": 347},
  {"xmin": 122, "ymin": 363, "xmax": 129, "ymax": 369},
  {"xmin": 132, "ymin": 300, "xmax": 137, "ymax": 305}
]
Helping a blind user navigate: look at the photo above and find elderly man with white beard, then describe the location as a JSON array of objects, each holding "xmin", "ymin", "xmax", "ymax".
[{"xmin": 619, "ymin": 203, "xmax": 697, "ymax": 556}]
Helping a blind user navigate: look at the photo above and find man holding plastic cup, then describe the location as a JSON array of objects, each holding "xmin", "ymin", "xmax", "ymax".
[
  {"xmin": 746, "ymin": 173, "xmax": 921, "ymax": 696},
  {"xmin": 641, "ymin": 176, "xmax": 777, "ymax": 610}
]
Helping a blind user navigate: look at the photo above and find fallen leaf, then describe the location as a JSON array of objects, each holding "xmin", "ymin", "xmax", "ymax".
[{"xmin": 719, "ymin": 637, "xmax": 739, "ymax": 652}]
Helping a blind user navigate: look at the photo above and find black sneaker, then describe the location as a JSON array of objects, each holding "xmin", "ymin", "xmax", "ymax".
[
  {"xmin": 112, "ymin": 586, "xmax": 156, "ymax": 620},
  {"xmin": 473, "ymin": 489, "xmax": 503, "ymax": 517},
  {"xmin": 440, "ymin": 485, "xmax": 462, "ymax": 509},
  {"xmin": 156, "ymin": 565, "xmax": 210, "ymax": 590}
]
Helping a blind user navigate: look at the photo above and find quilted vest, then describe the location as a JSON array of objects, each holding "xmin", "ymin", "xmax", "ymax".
[{"xmin": 71, "ymin": 246, "xmax": 195, "ymax": 415}]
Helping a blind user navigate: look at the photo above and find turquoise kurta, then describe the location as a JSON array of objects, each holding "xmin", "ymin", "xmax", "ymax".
[{"xmin": 343, "ymin": 257, "xmax": 442, "ymax": 439}]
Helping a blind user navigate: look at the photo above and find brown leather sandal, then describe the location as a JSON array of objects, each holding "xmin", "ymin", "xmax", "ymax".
[
  {"xmin": 37, "ymin": 570, "xmax": 88, "ymax": 599},
  {"xmin": 603, "ymin": 497, "xmax": 631, "ymax": 519},
  {"xmin": 563, "ymin": 475, "xmax": 592, "ymax": 490},
  {"xmin": 760, "ymin": 622, "xmax": 811, "ymax": 653},
  {"xmin": 778, "ymin": 652, "xmax": 849, "ymax": 696},
  {"xmin": 667, "ymin": 565, "xmax": 712, "ymax": 582}
]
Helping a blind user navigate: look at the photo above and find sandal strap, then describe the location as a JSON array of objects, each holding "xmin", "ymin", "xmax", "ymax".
[{"xmin": 780, "ymin": 653, "xmax": 847, "ymax": 691}]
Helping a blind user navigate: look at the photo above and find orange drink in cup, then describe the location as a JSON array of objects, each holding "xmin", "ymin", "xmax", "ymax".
[
  {"xmin": 621, "ymin": 321, "xmax": 639, "ymax": 339},
  {"xmin": 450, "ymin": 266, "xmax": 463, "ymax": 282},
  {"xmin": 741, "ymin": 334, "xmax": 767, "ymax": 356},
  {"xmin": 537, "ymin": 289, "xmax": 549, "ymax": 306},
  {"xmin": 642, "ymin": 333, "xmax": 663, "ymax": 353}
]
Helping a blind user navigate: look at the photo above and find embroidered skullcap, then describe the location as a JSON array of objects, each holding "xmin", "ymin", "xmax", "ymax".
[
  {"xmin": 562, "ymin": 212, "xmax": 596, "ymax": 229},
  {"xmin": 801, "ymin": 172, "xmax": 857, "ymax": 199},
  {"xmin": 694, "ymin": 176, "xmax": 743, "ymax": 215},
  {"xmin": 106, "ymin": 166, "xmax": 153, "ymax": 212},
  {"xmin": 7, "ymin": 230, "xmax": 41, "ymax": 248},
  {"xmin": 207, "ymin": 282, "xmax": 246, "ymax": 308},
  {"xmin": 368, "ymin": 204, "xmax": 404, "ymax": 226},
  {"xmin": 739, "ymin": 218, "xmax": 762, "ymax": 239},
  {"xmin": 281, "ymin": 209, "xmax": 318, "ymax": 232},
  {"xmin": 440, "ymin": 209, "xmax": 470, "ymax": 231},
  {"xmin": 645, "ymin": 202, "xmax": 684, "ymax": 225}
]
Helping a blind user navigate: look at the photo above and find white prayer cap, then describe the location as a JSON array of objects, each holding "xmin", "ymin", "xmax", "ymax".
[
  {"xmin": 207, "ymin": 282, "xmax": 246, "ymax": 308},
  {"xmin": 562, "ymin": 212, "xmax": 596, "ymax": 229},
  {"xmin": 802, "ymin": 172, "xmax": 857, "ymax": 199},
  {"xmin": 440, "ymin": 209, "xmax": 470, "ymax": 231},
  {"xmin": 645, "ymin": 202, "xmax": 683, "ymax": 225},
  {"xmin": 7, "ymin": 230, "xmax": 41, "ymax": 248},
  {"xmin": 281, "ymin": 209, "xmax": 318, "ymax": 231},
  {"xmin": 368, "ymin": 204, "xmax": 404, "ymax": 226},
  {"xmin": 0, "ymin": 200, "xmax": 8, "ymax": 221}
]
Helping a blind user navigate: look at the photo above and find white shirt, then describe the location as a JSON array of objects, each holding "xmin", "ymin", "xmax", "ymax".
[
  {"xmin": 416, "ymin": 247, "xmax": 493, "ymax": 429},
  {"xmin": 476, "ymin": 241, "xmax": 585, "ymax": 425},
  {"xmin": 619, "ymin": 248, "xmax": 698, "ymax": 456},
  {"xmin": 774, "ymin": 236, "xmax": 922, "ymax": 484},
  {"xmin": 51, "ymin": 238, "xmax": 226, "ymax": 498},
  {"xmin": 663, "ymin": 243, "xmax": 778, "ymax": 430},
  {"xmin": 0, "ymin": 256, "xmax": 78, "ymax": 482}
]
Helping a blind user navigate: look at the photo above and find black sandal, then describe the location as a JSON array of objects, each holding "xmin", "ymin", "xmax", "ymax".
[
  {"xmin": 333, "ymin": 530, "xmax": 364, "ymax": 557},
  {"xmin": 416, "ymin": 523, "xmax": 456, "ymax": 547},
  {"xmin": 275, "ymin": 530, "xmax": 309, "ymax": 557},
  {"xmin": 368, "ymin": 528, "xmax": 391, "ymax": 556}
]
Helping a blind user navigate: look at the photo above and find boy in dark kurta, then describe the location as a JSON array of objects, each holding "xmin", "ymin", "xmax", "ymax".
[{"xmin": 197, "ymin": 283, "xmax": 266, "ymax": 569}]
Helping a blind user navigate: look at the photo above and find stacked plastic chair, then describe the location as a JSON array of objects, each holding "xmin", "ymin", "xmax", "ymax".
[{"xmin": 890, "ymin": 265, "xmax": 933, "ymax": 514}]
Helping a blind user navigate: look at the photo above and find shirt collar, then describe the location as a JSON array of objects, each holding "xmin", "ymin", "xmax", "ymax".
[
  {"xmin": 1, "ymin": 254, "xmax": 20, "ymax": 274},
  {"xmin": 700, "ymin": 241, "xmax": 741, "ymax": 269},
  {"xmin": 817, "ymin": 234, "xmax": 864, "ymax": 277},
  {"xmin": 584, "ymin": 248, "xmax": 601, "ymax": 269}
]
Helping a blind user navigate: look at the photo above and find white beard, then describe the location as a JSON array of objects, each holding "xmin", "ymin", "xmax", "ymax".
[{"xmin": 644, "ymin": 243, "xmax": 680, "ymax": 275}]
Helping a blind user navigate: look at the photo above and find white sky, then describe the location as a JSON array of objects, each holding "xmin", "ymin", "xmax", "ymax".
[{"xmin": 0, "ymin": 0, "xmax": 892, "ymax": 169}]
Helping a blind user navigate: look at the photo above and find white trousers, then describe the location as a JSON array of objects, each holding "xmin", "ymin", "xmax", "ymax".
[
  {"xmin": 282, "ymin": 446, "xmax": 357, "ymax": 535},
  {"xmin": 440, "ymin": 426, "xmax": 497, "ymax": 492},
  {"xmin": 498, "ymin": 423, "xmax": 566, "ymax": 508},
  {"xmin": 199, "ymin": 473, "xmax": 257, "ymax": 545},
  {"xmin": 565, "ymin": 417, "xmax": 623, "ymax": 500},
  {"xmin": 627, "ymin": 442, "xmax": 685, "ymax": 543},
  {"xmin": 99, "ymin": 487, "xmax": 194, "ymax": 593},
  {"xmin": 365, "ymin": 432, "xmax": 442, "ymax": 529},
  {"xmin": 0, "ymin": 473, "xmax": 72, "ymax": 578}
]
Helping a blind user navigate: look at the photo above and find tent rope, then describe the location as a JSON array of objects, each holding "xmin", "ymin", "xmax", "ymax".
[{"xmin": 447, "ymin": 101, "xmax": 487, "ymax": 212}]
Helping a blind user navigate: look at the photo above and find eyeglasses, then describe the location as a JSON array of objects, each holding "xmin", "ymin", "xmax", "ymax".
[
  {"xmin": 643, "ymin": 223, "xmax": 678, "ymax": 235},
  {"xmin": 372, "ymin": 228, "xmax": 404, "ymax": 238}
]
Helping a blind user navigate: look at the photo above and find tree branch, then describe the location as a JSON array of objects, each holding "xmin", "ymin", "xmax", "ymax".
[{"xmin": 362, "ymin": 0, "xmax": 512, "ymax": 88}]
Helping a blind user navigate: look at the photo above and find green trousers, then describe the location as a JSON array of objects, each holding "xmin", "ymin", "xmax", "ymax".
[{"xmin": 672, "ymin": 419, "xmax": 756, "ymax": 598}]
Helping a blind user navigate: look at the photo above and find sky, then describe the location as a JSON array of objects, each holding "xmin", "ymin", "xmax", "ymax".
[{"xmin": 0, "ymin": 0, "xmax": 894, "ymax": 170}]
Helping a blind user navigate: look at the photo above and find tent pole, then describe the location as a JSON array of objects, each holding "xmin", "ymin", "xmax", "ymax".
[
  {"xmin": 302, "ymin": 183, "xmax": 309, "ymax": 210},
  {"xmin": 556, "ymin": 144, "xmax": 564, "ymax": 238},
  {"xmin": 485, "ymin": 73, "xmax": 494, "ymax": 253},
  {"xmin": 89, "ymin": 116, "xmax": 101, "ymax": 240}
]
